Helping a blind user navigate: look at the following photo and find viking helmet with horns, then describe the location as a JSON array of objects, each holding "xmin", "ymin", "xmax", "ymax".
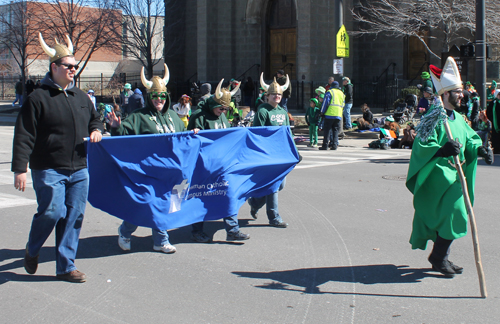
[
  {"xmin": 213, "ymin": 79, "xmax": 240, "ymax": 107},
  {"xmin": 140, "ymin": 64, "xmax": 170, "ymax": 93},
  {"xmin": 260, "ymin": 72, "xmax": 289, "ymax": 95},
  {"xmin": 39, "ymin": 32, "xmax": 74, "ymax": 63}
]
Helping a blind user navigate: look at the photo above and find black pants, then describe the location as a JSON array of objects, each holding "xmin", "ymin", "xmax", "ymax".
[
  {"xmin": 322, "ymin": 118, "xmax": 341, "ymax": 149},
  {"xmin": 430, "ymin": 234, "xmax": 453, "ymax": 261}
]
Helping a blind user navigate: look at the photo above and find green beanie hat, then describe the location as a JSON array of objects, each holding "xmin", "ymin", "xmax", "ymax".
[
  {"xmin": 421, "ymin": 72, "xmax": 430, "ymax": 79},
  {"xmin": 319, "ymin": 93, "xmax": 325, "ymax": 99},
  {"xmin": 492, "ymin": 80, "xmax": 497, "ymax": 87},
  {"xmin": 309, "ymin": 98, "xmax": 318, "ymax": 105},
  {"xmin": 386, "ymin": 116, "xmax": 395, "ymax": 122}
]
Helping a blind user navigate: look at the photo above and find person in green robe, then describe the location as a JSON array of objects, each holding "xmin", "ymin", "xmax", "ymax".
[
  {"xmin": 406, "ymin": 57, "xmax": 493, "ymax": 278},
  {"xmin": 107, "ymin": 64, "xmax": 186, "ymax": 255}
]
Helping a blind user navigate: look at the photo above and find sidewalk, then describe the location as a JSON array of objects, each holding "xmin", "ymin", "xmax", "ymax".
[{"xmin": 0, "ymin": 100, "xmax": 20, "ymax": 126}]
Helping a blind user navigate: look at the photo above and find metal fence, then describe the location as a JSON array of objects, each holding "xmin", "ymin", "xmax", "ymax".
[{"xmin": 1, "ymin": 74, "xmax": 421, "ymax": 111}]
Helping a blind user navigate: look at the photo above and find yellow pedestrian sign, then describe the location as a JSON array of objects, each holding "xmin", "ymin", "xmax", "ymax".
[{"xmin": 336, "ymin": 25, "xmax": 349, "ymax": 58}]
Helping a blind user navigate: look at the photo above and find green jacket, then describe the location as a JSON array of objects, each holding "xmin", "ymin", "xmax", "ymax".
[
  {"xmin": 406, "ymin": 110, "xmax": 482, "ymax": 250},
  {"xmin": 253, "ymin": 103, "xmax": 289, "ymax": 127},
  {"xmin": 111, "ymin": 104, "xmax": 186, "ymax": 136},
  {"xmin": 187, "ymin": 97, "xmax": 230, "ymax": 130}
]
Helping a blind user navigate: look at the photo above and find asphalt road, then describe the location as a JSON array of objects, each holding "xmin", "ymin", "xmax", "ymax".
[{"xmin": 1, "ymin": 125, "xmax": 500, "ymax": 323}]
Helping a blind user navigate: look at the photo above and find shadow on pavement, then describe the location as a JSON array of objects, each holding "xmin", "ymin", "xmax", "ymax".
[{"xmin": 233, "ymin": 264, "xmax": 481, "ymax": 299}]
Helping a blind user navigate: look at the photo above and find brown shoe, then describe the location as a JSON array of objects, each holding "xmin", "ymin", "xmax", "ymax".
[
  {"xmin": 56, "ymin": 270, "xmax": 87, "ymax": 283},
  {"xmin": 23, "ymin": 245, "xmax": 39, "ymax": 275}
]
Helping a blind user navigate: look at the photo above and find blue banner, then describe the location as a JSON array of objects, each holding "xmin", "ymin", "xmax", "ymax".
[{"xmin": 87, "ymin": 126, "xmax": 298, "ymax": 230}]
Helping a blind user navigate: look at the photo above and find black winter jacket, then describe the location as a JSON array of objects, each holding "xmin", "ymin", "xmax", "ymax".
[{"xmin": 11, "ymin": 73, "xmax": 103, "ymax": 173}]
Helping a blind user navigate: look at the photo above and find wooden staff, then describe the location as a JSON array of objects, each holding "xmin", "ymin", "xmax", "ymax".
[{"xmin": 443, "ymin": 120, "xmax": 487, "ymax": 298}]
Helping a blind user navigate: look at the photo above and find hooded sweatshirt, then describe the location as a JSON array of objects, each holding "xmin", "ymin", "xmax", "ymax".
[
  {"xmin": 187, "ymin": 96, "xmax": 230, "ymax": 130},
  {"xmin": 12, "ymin": 72, "xmax": 103, "ymax": 172}
]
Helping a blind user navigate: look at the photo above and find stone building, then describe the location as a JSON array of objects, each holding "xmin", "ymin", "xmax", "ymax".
[{"xmin": 164, "ymin": 0, "xmax": 499, "ymax": 109}]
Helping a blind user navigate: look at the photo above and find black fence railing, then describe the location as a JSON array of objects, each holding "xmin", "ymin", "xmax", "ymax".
[{"xmin": 2, "ymin": 73, "xmax": 420, "ymax": 112}]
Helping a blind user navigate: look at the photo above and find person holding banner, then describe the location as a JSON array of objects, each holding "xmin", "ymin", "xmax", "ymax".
[
  {"xmin": 107, "ymin": 64, "xmax": 185, "ymax": 254},
  {"xmin": 187, "ymin": 79, "xmax": 251, "ymax": 242},
  {"xmin": 246, "ymin": 73, "xmax": 292, "ymax": 228},
  {"xmin": 12, "ymin": 33, "xmax": 103, "ymax": 283}
]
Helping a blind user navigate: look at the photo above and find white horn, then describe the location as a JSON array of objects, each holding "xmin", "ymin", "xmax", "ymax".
[
  {"xmin": 215, "ymin": 79, "xmax": 224, "ymax": 100},
  {"xmin": 259, "ymin": 72, "xmax": 269, "ymax": 91},
  {"xmin": 140, "ymin": 67, "xmax": 153, "ymax": 90},
  {"xmin": 230, "ymin": 79, "xmax": 240, "ymax": 96},
  {"xmin": 281, "ymin": 74, "xmax": 290, "ymax": 92},
  {"xmin": 65, "ymin": 34, "xmax": 73, "ymax": 54},
  {"xmin": 38, "ymin": 33, "xmax": 56, "ymax": 58},
  {"xmin": 162, "ymin": 63, "xmax": 170, "ymax": 85}
]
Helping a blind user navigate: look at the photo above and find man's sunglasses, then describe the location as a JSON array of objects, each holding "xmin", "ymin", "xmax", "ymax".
[
  {"xmin": 58, "ymin": 63, "xmax": 79, "ymax": 70},
  {"xmin": 219, "ymin": 107, "xmax": 228, "ymax": 111},
  {"xmin": 150, "ymin": 92, "xmax": 167, "ymax": 100}
]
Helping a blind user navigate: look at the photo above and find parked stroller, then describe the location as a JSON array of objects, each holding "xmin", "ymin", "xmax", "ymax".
[{"xmin": 395, "ymin": 94, "xmax": 418, "ymax": 125}]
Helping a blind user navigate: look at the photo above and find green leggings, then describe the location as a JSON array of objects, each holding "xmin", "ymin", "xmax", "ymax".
[{"xmin": 309, "ymin": 123, "xmax": 318, "ymax": 145}]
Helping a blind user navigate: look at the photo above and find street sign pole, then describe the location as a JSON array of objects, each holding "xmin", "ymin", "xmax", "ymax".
[{"xmin": 476, "ymin": 0, "xmax": 486, "ymax": 109}]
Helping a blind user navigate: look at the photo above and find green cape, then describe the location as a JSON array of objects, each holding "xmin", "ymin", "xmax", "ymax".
[{"xmin": 406, "ymin": 111, "xmax": 482, "ymax": 250}]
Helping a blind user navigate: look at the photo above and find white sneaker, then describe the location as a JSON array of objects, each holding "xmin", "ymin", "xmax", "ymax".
[
  {"xmin": 153, "ymin": 244, "xmax": 176, "ymax": 254},
  {"xmin": 118, "ymin": 228, "xmax": 131, "ymax": 251}
]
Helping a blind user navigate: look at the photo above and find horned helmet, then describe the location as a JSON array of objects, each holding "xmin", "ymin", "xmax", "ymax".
[
  {"xmin": 213, "ymin": 78, "xmax": 240, "ymax": 107},
  {"xmin": 260, "ymin": 72, "xmax": 290, "ymax": 95},
  {"xmin": 39, "ymin": 32, "xmax": 74, "ymax": 63},
  {"xmin": 140, "ymin": 64, "xmax": 170, "ymax": 93}
]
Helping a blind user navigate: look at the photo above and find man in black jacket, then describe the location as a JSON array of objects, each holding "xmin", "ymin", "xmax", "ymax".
[
  {"xmin": 11, "ymin": 33, "xmax": 103, "ymax": 283},
  {"xmin": 276, "ymin": 70, "xmax": 292, "ymax": 111},
  {"xmin": 342, "ymin": 76, "xmax": 354, "ymax": 130}
]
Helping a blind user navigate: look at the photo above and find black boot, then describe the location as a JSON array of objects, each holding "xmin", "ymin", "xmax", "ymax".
[{"xmin": 428, "ymin": 234, "xmax": 456, "ymax": 278}]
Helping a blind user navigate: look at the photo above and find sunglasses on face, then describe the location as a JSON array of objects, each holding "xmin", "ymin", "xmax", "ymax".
[
  {"xmin": 449, "ymin": 89, "xmax": 463, "ymax": 94},
  {"xmin": 219, "ymin": 107, "xmax": 228, "ymax": 111},
  {"xmin": 59, "ymin": 63, "xmax": 79, "ymax": 70},
  {"xmin": 150, "ymin": 92, "xmax": 167, "ymax": 100}
]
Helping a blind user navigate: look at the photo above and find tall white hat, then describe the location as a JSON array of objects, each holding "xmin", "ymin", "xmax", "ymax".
[{"xmin": 429, "ymin": 57, "xmax": 463, "ymax": 96}]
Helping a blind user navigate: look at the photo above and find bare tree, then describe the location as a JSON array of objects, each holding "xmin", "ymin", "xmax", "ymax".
[
  {"xmin": 32, "ymin": 0, "xmax": 122, "ymax": 79},
  {"xmin": 116, "ymin": 0, "xmax": 164, "ymax": 78},
  {"xmin": 0, "ymin": 0, "xmax": 44, "ymax": 88},
  {"xmin": 351, "ymin": 0, "xmax": 500, "ymax": 60}
]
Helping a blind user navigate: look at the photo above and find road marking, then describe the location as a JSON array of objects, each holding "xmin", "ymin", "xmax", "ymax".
[
  {"xmin": 296, "ymin": 148, "xmax": 411, "ymax": 169},
  {"xmin": 0, "ymin": 193, "xmax": 36, "ymax": 209}
]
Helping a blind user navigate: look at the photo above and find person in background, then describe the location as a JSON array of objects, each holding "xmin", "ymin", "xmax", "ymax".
[
  {"xmin": 255, "ymin": 86, "xmax": 266, "ymax": 109},
  {"xmin": 243, "ymin": 76, "xmax": 255, "ymax": 108},
  {"xmin": 229, "ymin": 79, "xmax": 242, "ymax": 106},
  {"xmin": 417, "ymin": 87, "xmax": 434, "ymax": 115},
  {"xmin": 342, "ymin": 76, "xmax": 354, "ymax": 130},
  {"xmin": 127, "ymin": 88, "xmax": 145, "ymax": 113},
  {"xmin": 276, "ymin": 70, "xmax": 291, "ymax": 111},
  {"xmin": 305, "ymin": 98, "xmax": 320, "ymax": 147},
  {"xmin": 172, "ymin": 94, "xmax": 192, "ymax": 128},
  {"xmin": 398, "ymin": 122, "xmax": 416, "ymax": 149},
  {"xmin": 13, "ymin": 78, "xmax": 23, "ymax": 106},
  {"xmin": 87, "ymin": 89, "xmax": 96, "ymax": 109},
  {"xmin": 486, "ymin": 89, "xmax": 500, "ymax": 154},
  {"xmin": 319, "ymin": 81, "xmax": 344, "ymax": 151},
  {"xmin": 120, "ymin": 83, "xmax": 133, "ymax": 116}
]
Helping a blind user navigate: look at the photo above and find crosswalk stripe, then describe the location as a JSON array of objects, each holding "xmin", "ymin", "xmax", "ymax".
[{"xmin": 0, "ymin": 193, "xmax": 36, "ymax": 209}]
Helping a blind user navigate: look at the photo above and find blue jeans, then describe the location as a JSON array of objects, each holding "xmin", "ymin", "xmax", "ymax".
[
  {"xmin": 13, "ymin": 93, "xmax": 22, "ymax": 105},
  {"xmin": 280, "ymin": 97, "xmax": 289, "ymax": 112},
  {"xmin": 192, "ymin": 214, "xmax": 240, "ymax": 235},
  {"xmin": 119, "ymin": 221, "xmax": 170, "ymax": 246},
  {"xmin": 29, "ymin": 168, "xmax": 89, "ymax": 275},
  {"xmin": 343, "ymin": 103, "xmax": 353, "ymax": 129},
  {"xmin": 248, "ymin": 177, "xmax": 286, "ymax": 224}
]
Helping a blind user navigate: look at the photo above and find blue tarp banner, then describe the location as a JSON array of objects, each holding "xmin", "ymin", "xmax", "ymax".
[{"xmin": 86, "ymin": 126, "xmax": 298, "ymax": 230}]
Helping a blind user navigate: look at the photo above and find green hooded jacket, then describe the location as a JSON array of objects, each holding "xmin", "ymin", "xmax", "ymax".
[
  {"xmin": 111, "ymin": 97, "xmax": 186, "ymax": 136},
  {"xmin": 187, "ymin": 96, "xmax": 231, "ymax": 130}
]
